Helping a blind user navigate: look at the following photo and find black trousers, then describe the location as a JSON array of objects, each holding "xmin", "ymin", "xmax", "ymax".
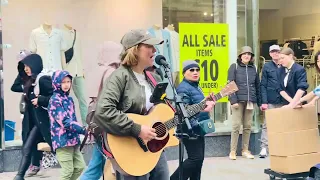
[
  {"xmin": 170, "ymin": 137, "xmax": 205, "ymax": 180},
  {"xmin": 16, "ymin": 126, "xmax": 43, "ymax": 177}
]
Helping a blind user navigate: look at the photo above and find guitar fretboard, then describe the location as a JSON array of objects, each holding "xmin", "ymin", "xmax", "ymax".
[{"xmin": 163, "ymin": 92, "xmax": 223, "ymax": 130}]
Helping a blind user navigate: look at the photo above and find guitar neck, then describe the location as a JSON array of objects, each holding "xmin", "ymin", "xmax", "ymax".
[
  {"xmin": 187, "ymin": 92, "xmax": 222, "ymax": 118},
  {"xmin": 163, "ymin": 92, "xmax": 223, "ymax": 130}
]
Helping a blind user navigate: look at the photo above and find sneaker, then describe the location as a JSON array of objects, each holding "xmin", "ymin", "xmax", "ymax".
[
  {"xmin": 229, "ymin": 151, "xmax": 237, "ymax": 160},
  {"xmin": 242, "ymin": 150, "xmax": 254, "ymax": 159},
  {"xmin": 259, "ymin": 148, "xmax": 268, "ymax": 158},
  {"xmin": 26, "ymin": 165, "xmax": 40, "ymax": 177}
]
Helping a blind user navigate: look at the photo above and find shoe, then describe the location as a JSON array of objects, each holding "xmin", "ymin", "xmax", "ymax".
[
  {"xmin": 26, "ymin": 165, "xmax": 40, "ymax": 177},
  {"xmin": 259, "ymin": 148, "xmax": 268, "ymax": 158},
  {"xmin": 229, "ymin": 151, "xmax": 236, "ymax": 160},
  {"xmin": 242, "ymin": 150, "xmax": 254, "ymax": 159},
  {"xmin": 13, "ymin": 175, "xmax": 25, "ymax": 180}
]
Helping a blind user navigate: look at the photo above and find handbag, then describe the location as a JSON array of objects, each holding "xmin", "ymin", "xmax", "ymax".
[
  {"xmin": 197, "ymin": 87, "xmax": 215, "ymax": 136},
  {"xmin": 198, "ymin": 118, "xmax": 215, "ymax": 136},
  {"xmin": 65, "ymin": 29, "xmax": 76, "ymax": 64}
]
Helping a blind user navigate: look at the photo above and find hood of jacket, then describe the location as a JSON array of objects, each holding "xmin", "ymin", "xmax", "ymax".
[
  {"xmin": 18, "ymin": 54, "xmax": 43, "ymax": 79},
  {"xmin": 52, "ymin": 70, "xmax": 73, "ymax": 95},
  {"xmin": 97, "ymin": 41, "xmax": 122, "ymax": 67}
]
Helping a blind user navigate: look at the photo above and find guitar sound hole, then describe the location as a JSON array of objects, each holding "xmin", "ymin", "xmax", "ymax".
[
  {"xmin": 152, "ymin": 122, "xmax": 167, "ymax": 138},
  {"xmin": 147, "ymin": 122, "xmax": 169, "ymax": 153}
]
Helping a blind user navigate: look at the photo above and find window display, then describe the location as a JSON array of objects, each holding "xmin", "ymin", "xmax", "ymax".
[
  {"xmin": 29, "ymin": 24, "xmax": 67, "ymax": 72},
  {"xmin": 1, "ymin": 0, "xmax": 163, "ymax": 148}
]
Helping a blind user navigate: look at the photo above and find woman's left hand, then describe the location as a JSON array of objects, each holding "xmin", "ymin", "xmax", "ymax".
[
  {"xmin": 203, "ymin": 101, "xmax": 215, "ymax": 112},
  {"xmin": 31, "ymin": 98, "xmax": 38, "ymax": 107}
]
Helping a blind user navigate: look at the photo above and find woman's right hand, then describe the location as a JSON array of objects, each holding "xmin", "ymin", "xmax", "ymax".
[
  {"xmin": 139, "ymin": 125, "xmax": 157, "ymax": 142},
  {"xmin": 231, "ymin": 103, "xmax": 239, "ymax": 109}
]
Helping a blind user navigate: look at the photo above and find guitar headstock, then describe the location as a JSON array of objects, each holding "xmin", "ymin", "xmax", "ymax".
[{"xmin": 220, "ymin": 81, "xmax": 239, "ymax": 97}]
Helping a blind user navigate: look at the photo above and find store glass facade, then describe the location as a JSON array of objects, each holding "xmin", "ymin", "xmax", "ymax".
[
  {"xmin": 0, "ymin": 0, "xmax": 260, "ymax": 149},
  {"xmin": 162, "ymin": 0, "xmax": 260, "ymax": 133}
]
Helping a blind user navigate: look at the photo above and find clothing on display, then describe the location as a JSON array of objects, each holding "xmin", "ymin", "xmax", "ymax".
[
  {"xmin": 285, "ymin": 40, "xmax": 308, "ymax": 59},
  {"xmin": 62, "ymin": 25, "xmax": 84, "ymax": 77},
  {"xmin": 62, "ymin": 25, "xmax": 87, "ymax": 124},
  {"xmin": 148, "ymin": 26, "xmax": 173, "ymax": 69},
  {"xmin": 29, "ymin": 24, "xmax": 67, "ymax": 72},
  {"xmin": 164, "ymin": 25, "xmax": 180, "ymax": 72}
]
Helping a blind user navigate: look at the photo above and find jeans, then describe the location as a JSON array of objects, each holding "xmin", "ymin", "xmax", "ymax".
[
  {"xmin": 72, "ymin": 76, "xmax": 88, "ymax": 125},
  {"xmin": 170, "ymin": 137, "xmax": 205, "ymax": 180},
  {"xmin": 56, "ymin": 146, "xmax": 86, "ymax": 180},
  {"xmin": 260, "ymin": 104, "xmax": 282, "ymax": 149},
  {"xmin": 122, "ymin": 152, "xmax": 169, "ymax": 180},
  {"xmin": 80, "ymin": 144, "xmax": 106, "ymax": 180}
]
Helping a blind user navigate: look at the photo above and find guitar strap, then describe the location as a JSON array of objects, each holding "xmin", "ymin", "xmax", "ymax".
[{"xmin": 145, "ymin": 71, "xmax": 176, "ymax": 113}]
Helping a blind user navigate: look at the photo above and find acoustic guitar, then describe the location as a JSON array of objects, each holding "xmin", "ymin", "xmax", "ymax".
[{"xmin": 102, "ymin": 81, "xmax": 238, "ymax": 176}]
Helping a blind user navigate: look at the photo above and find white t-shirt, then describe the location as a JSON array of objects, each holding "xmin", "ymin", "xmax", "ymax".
[{"xmin": 133, "ymin": 71, "xmax": 153, "ymax": 111}]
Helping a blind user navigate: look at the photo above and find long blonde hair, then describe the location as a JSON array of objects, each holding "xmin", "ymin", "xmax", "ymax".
[{"xmin": 120, "ymin": 45, "xmax": 140, "ymax": 66}]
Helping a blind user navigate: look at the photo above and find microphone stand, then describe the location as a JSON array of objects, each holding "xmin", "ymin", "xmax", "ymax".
[{"xmin": 161, "ymin": 65, "xmax": 192, "ymax": 180}]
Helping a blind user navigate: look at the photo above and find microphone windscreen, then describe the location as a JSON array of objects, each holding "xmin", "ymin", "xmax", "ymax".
[{"xmin": 155, "ymin": 55, "xmax": 166, "ymax": 66}]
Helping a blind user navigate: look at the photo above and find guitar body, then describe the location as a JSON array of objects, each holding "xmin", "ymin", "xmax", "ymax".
[
  {"xmin": 103, "ymin": 81, "xmax": 239, "ymax": 176},
  {"xmin": 105, "ymin": 103, "xmax": 177, "ymax": 176}
]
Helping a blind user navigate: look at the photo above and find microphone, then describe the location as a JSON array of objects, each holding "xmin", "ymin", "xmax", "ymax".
[{"xmin": 155, "ymin": 55, "xmax": 170, "ymax": 68}]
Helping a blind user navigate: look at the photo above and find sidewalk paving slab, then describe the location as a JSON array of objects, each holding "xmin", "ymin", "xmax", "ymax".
[{"xmin": 0, "ymin": 157, "xmax": 271, "ymax": 180}]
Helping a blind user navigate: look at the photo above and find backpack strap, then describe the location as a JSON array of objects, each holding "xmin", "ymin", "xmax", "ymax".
[{"xmin": 145, "ymin": 71, "xmax": 176, "ymax": 113}]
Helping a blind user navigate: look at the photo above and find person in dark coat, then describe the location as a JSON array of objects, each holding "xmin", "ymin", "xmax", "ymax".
[
  {"xmin": 170, "ymin": 60, "xmax": 215, "ymax": 180},
  {"xmin": 277, "ymin": 47, "xmax": 309, "ymax": 107},
  {"xmin": 259, "ymin": 44, "xmax": 282, "ymax": 158},
  {"xmin": 227, "ymin": 46, "xmax": 261, "ymax": 160},
  {"xmin": 11, "ymin": 50, "xmax": 44, "ymax": 176},
  {"xmin": 13, "ymin": 54, "xmax": 53, "ymax": 180}
]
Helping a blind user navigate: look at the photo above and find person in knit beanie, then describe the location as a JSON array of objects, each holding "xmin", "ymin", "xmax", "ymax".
[{"xmin": 171, "ymin": 59, "xmax": 215, "ymax": 180}]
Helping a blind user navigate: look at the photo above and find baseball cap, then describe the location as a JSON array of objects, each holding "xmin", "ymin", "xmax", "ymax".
[
  {"xmin": 269, "ymin": 45, "xmax": 281, "ymax": 52},
  {"xmin": 120, "ymin": 29, "xmax": 164, "ymax": 50}
]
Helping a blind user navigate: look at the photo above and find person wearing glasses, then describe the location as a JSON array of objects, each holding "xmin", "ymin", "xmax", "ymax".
[
  {"xmin": 170, "ymin": 60, "xmax": 215, "ymax": 180},
  {"xmin": 259, "ymin": 45, "xmax": 282, "ymax": 158},
  {"xmin": 228, "ymin": 46, "xmax": 261, "ymax": 160}
]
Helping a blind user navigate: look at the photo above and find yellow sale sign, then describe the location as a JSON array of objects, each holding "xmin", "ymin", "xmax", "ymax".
[{"xmin": 179, "ymin": 23, "xmax": 229, "ymax": 102}]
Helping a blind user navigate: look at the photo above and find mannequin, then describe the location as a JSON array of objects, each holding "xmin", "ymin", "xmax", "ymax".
[
  {"xmin": 152, "ymin": 24, "xmax": 161, "ymax": 30},
  {"xmin": 42, "ymin": 22, "xmax": 52, "ymax": 35},
  {"xmin": 167, "ymin": 24, "xmax": 175, "ymax": 31},
  {"xmin": 64, "ymin": 24, "xmax": 73, "ymax": 30},
  {"xmin": 165, "ymin": 24, "xmax": 180, "ymax": 72},
  {"xmin": 61, "ymin": 24, "xmax": 87, "ymax": 125},
  {"xmin": 148, "ymin": 25, "xmax": 174, "ymax": 100},
  {"xmin": 29, "ymin": 23, "xmax": 67, "ymax": 72}
]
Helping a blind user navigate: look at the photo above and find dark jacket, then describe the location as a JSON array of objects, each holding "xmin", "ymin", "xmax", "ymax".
[
  {"xmin": 260, "ymin": 61, "xmax": 282, "ymax": 105},
  {"xmin": 17, "ymin": 54, "xmax": 53, "ymax": 148},
  {"xmin": 176, "ymin": 79, "xmax": 211, "ymax": 135},
  {"xmin": 94, "ymin": 65, "xmax": 162, "ymax": 138},
  {"xmin": 227, "ymin": 61, "xmax": 261, "ymax": 106},
  {"xmin": 277, "ymin": 63, "xmax": 309, "ymax": 105}
]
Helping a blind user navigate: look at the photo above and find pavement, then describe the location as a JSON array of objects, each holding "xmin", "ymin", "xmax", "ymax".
[{"xmin": 0, "ymin": 156, "xmax": 272, "ymax": 180}]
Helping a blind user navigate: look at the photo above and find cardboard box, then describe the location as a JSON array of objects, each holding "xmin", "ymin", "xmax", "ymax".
[
  {"xmin": 268, "ymin": 129, "xmax": 320, "ymax": 156},
  {"xmin": 265, "ymin": 106, "xmax": 318, "ymax": 133},
  {"xmin": 270, "ymin": 153, "xmax": 320, "ymax": 174}
]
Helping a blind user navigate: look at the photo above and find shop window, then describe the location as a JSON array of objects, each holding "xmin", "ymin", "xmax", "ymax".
[{"xmin": 163, "ymin": 0, "xmax": 260, "ymax": 133}]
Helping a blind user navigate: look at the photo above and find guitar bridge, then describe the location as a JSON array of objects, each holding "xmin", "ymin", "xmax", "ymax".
[{"xmin": 136, "ymin": 138, "xmax": 148, "ymax": 152}]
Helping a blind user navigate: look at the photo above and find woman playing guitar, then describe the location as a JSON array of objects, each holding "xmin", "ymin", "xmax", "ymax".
[{"xmin": 94, "ymin": 29, "xmax": 170, "ymax": 180}]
